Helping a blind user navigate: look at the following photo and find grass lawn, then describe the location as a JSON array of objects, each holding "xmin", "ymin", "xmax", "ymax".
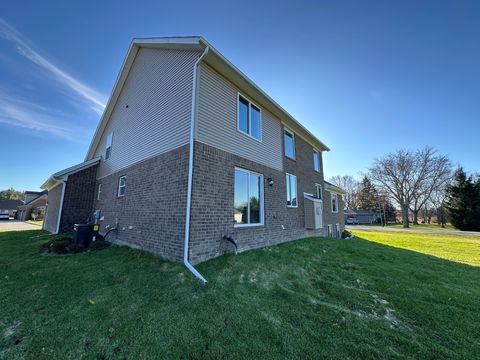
[
  {"xmin": 351, "ymin": 230, "xmax": 480, "ymax": 267},
  {"xmin": 25, "ymin": 220, "xmax": 43, "ymax": 227},
  {"xmin": 1, "ymin": 230, "xmax": 479, "ymax": 359},
  {"xmin": 386, "ymin": 223, "xmax": 455, "ymax": 231}
]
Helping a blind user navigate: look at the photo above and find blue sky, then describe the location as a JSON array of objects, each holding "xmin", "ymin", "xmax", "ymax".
[{"xmin": 0, "ymin": 0, "xmax": 479, "ymax": 191}]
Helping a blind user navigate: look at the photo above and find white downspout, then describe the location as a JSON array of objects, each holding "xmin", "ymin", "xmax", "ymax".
[
  {"xmin": 55, "ymin": 177, "xmax": 67, "ymax": 234},
  {"xmin": 183, "ymin": 46, "xmax": 209, "ymax": 283}
]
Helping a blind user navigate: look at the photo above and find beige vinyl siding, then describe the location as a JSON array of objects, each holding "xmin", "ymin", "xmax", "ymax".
[
  {"xmin": 196, "ymin": 63, "xmax": 283, "ymax": 171},
  {"xmin": 93, "ymin": 47, "xmax": 201, "ymax": 179}
]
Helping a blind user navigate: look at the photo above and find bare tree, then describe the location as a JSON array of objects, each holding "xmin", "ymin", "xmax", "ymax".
[
  {"xmin": 369, "ymin": 147, "xmax": 450, "ymax": 228},
  {"xmin": 409, "ymin": 151, "xmax": 451, "ymax": 224},
  {"xmin": 328, "ymin": 175, "xmax": 359, "ymax": 209}
]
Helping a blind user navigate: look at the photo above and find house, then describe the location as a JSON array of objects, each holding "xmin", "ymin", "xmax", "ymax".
[
  {"xmin": 17, "ymin": 191, "xmax": 48, "ymax": 222},
  {"xmin": 344, "ymin": 209, "xmax": 380, "ymax": 224},
  {"xmin": 0, "ymin": 199, "xmax": 23, "ymax": 217},
  {"xmin": 41, "ymin": 37, "xmax": 345, "ymax": 281}
]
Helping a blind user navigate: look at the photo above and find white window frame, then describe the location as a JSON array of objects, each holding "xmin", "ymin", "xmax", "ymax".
[
  {"xmin": 331, "ymin": 193, "xmax": 338, "ymax": 213},
  {"xmin": 286, "ymin": 173, "xmax": 298, "ymax": 208},
  {"xmin": 105, "ymin": 132, "xmax": 113, "ymax": 160},
  {"xmin": 335, "ymin": 223, "xmax": 341, "ymax": 238},
  {"xmin": 313, "ymin": 149, "xmax": 320, "ymax": 172},
  {"xmin": 315, "ymin": 183, "xmax": 322, "ymax": 200},
  {"xmin": 97, "ymin": 183, "xmax": 102, "ymax": 201},
  {"xmin": 237, "ymin": 93, "xmax": 262, "ymax": 142},
  {"xmin": 117, "ymin": 176, "xmax": 126, "ymax": 197},
  {"xmin": 284, "ymin": 128, "xmax": 296, "ymax": 160},
  {"xmin": 234, "ymin": 167, "xmax": 264, "ymax": 228},
  {"xmin": 327, "ymin": 224, "xmax": 333, "ymax": 237}
]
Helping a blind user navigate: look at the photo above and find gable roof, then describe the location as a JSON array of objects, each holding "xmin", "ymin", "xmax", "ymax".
[
  {"xmin": 324, "ymin": 180, "xmax": 347, "ymax": 195},
  {"xmin": 85, "ymin": 36, "xmax": 330, "ymax": 161},
  {"xmin": 24, "ymin": 190, "xmax": 47, "ymax": 205},
  {"xmin": 41, "ymin": 157, "xmax": 101, "ymax": 190},
  {"xmin": 0, "ymin": 199, "xmax": 23, "ymax": 210}
]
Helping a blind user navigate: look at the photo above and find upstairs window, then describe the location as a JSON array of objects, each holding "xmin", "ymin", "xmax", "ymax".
[
  {"xmin": 117, "ymin": 176, "xmax": 126, "ymax": 197},
  {"xmin": 97, "ymin": 183, "xmax": 102, "ymax": 201},
  {"xmin": 313, "ymin": 150, "xmax": 320, "ymax": 172},
  {"xmin": 105, "ymin": 132, "xmax": 113, "ymax": 160},
  {"xmin": 234, "ymin": 168, "xmax": 264, "ymax": 226},
  {"xmin": 238, "ymin": 94, "xmax": 261, "ymax": 140},
  {"xmin": 315, "ymin": 183, "xmax": 322, "ymax": 200},
  {"xmin": 286, "ymin": 173, "xmax": 298, "ymax": 207},
  {"xmin": 331, "ymin": 193, "xmax": 338, "ymax": 213},
  {"xmin": 284, "ymin": 129, "xmax": 295, "ymax": 159}
]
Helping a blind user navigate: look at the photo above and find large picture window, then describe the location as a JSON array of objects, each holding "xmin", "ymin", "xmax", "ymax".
[
  {"xmin": 234, "ymin": 168, "xmax": 264, "ymax": 226},
  {"xmin": 238, "ymin": 94, "xmax": 261, "ymax": 141},
  {"xmin": 286, "ymin": 173, "xmax": 298, "ymax": 207}
]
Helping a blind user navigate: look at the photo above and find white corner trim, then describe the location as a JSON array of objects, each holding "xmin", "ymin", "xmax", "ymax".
[{"xmin": 55, "ymin": 179, "xmax": 68, "ymax": 234}]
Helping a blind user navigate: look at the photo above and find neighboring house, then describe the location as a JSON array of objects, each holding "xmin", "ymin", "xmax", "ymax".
[
  {"xmin": 344, "ymin": 209, "xmax": 380, "ymax": 224},
  {"xmin": 41, "ymin": 37, "xmax": 345, "ymax": 279},
  {"xmin": 17, "ymin": 191, "xmax": 48, "ymax": 221},
  {"xmin": 0, "ymin": 199, "xmax": 23, "ymax": 217}
]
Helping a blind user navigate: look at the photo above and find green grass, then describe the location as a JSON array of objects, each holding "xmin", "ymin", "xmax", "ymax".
[
  {"xmin": 386, "ymin": 223, "xmax": 455, "ymax": 231},
  {"xmin": 1, "ymin": 230, "xmax": 480, "ymax": 359},
  {"xmin": 351, "ymin": 230, "xmax": 480, "ymax": 267}
]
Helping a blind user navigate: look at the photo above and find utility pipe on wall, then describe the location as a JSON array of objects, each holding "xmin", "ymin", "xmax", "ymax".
[{"xmin": 183, "ymin": 46, "xmax": 209, "ymax": 284}]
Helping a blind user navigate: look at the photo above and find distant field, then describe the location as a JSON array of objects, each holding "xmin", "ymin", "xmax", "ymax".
[
  {"xmin": 351, "ymin": 230, "xmax": 480, "ymax": 266},
  {"xmin": 386, "ymin": 223, "xmax": 455, "ymax": 230}
]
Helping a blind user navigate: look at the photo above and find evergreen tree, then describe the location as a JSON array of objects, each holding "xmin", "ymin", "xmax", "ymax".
[
  {"xmin": 357, "ymin": 176, "xmax": 379, "ymax": 212},
  {"xmin": 445, "ymin": 168, "xmax": 480, "ymax": 231}
]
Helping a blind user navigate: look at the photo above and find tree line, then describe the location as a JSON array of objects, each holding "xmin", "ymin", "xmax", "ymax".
[
  {"xmin": 330, "ymin": 146, "xmax": 480, "ymax": 230},
  {"xmin": 0, "ymin": 188, "xmax": 24, "ymax": 201}
]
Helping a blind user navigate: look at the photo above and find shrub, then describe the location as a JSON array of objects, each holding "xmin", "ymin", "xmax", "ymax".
[{"xmin": 49, "ymin": 238, "xmax": 71, "ymax": 254}]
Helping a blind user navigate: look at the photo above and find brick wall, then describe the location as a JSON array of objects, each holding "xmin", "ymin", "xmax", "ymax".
[
  {"xmin": 188, "ymin": 140, "xmax": 329, "ymax": 264},
  {"xmin": 92, "ymin": 146, "xmax": 189, "ymax": 262},
  {"xmin": 323, "ymin": 190, "xmax": 345, "ymax": 236},
  {"xmin": 59, "ymin": 165, "xmax": 98, "ymax": 233}
]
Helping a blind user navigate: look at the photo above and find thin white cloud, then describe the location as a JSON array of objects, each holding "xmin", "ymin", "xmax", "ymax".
[
  {"xmin": 0, "ymin": 93, "xmax": 87, "ymax": 142},
  {"xmin": 0, "ymin": 17, "xmax": 107, "ymax": 115}
]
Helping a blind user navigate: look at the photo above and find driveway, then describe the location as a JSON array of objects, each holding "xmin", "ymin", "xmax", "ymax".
[
  {"xmin": 347, "ymin": 225, "xmax": 480, "ymax": 237},
  {"xmin": 0, "ymin": 220, "xmax": 42, "ymax": 231}
]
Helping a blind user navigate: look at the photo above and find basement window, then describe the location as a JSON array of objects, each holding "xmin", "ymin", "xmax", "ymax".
[{"xmin": 117, "ymin": 176, "xmax": 126, "ymax": 197}]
